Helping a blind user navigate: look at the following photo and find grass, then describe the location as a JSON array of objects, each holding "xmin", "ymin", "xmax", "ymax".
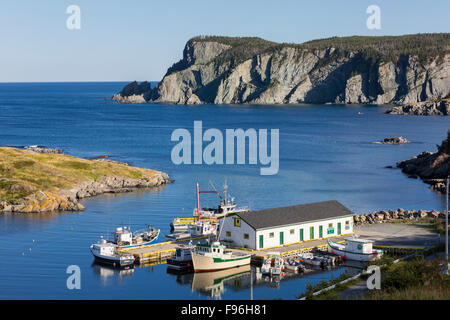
[
  {"xmin": 362, "ymin": 256, "xmax": 450, "ymax": 300},
  {"xmin": 0, "ymin": 147, "xmax": 161, "ymax": 205}
]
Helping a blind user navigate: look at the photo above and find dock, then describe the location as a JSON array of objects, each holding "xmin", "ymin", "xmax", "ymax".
[
  {"xmin": 120, "ymin": 223, "xmax": 432, "ymax": 266},
  {"xmin": 118, "ymin": 235, "xmax": 216, "ymax": 264},
  {"xmin": 121, "ymin": 234, "xmax": 351, "ymax": 265}
]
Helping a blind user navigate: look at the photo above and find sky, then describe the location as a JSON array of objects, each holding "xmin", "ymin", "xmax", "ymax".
[{"xmin": 1, "ymin": 0, "xmax": 449, "ymax": 82}]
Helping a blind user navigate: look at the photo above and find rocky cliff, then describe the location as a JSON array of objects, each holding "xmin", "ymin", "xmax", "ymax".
[{"xmin": 112, "ymin": 34, "xmax": 450, "ymax": 105}]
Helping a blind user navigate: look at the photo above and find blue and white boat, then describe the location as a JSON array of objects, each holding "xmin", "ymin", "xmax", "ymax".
[{"xmin": 112, "ymin": 225, "xmax": 160, "ymax": 251}]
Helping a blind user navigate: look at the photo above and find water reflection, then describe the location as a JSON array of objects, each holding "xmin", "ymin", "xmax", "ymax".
[{"xmin": 91, "ymin": 262, "xmax": 135, "ymax": 285}]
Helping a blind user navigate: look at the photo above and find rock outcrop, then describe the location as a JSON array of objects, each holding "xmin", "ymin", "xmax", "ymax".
[
  {"xmin": 112, "ymin": 34, "xmax": 450, "ymax": 105},
  {"xmin": 396, "ymin": 131, "xmax": 450, "ymax": 193},
  {"xmin": 386, "ymin": 100, "xmax": 450, "ymax": 116},
  {"xmin": 0, "ymin": 173, "xmax": 170, "ymax": 214},
  {"xmin": 378, "ymin": 136, "xmax": 410, "ymax": 144}
]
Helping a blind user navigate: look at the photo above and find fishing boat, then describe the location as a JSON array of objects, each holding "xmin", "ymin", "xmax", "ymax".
[
  {"xmin": 170, "ymin": 181, "xmax": 249, "ymax": 232},
  {"xmin": 90, "ymin": 239, "xmax": 135, "ymax": 268},
  {"xmin": 298, "ymin": 252, "xmax": 328, "ymax": 268},
  {"xmin": 261, "ymin": 253, "xmax": 285, "ymax": 276},
  {"xmin": 113, "ymin": 225, "xmax": 160, "ymax": 250},
  {"xmin": 284, "ymin": 258, "xmax": 305, "ymax": 273},
  {"xmin": 165, "ymin": 220, "xmax": 218, "ymax": 240},
  {"xmin": 167, "ymin": 244, "xmax": 194, "ymax": 271},
  {"xmin": 327, "ymin": 238, "xmax": 383, "ymax": 261},
  {"xmin": 191, "ymin": 241, "xmax": 251, "ymax": 272}
]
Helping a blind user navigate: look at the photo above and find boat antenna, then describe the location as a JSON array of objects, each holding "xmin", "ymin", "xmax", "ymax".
[
  {"xmin": 223, "ymin": 179, "xmax": 228, "ymax": 205},
  {"xmin": 196, "ymin": 182, "xmax": 200, "ymax": 222},
  {"xmin": 208, "ymin": 180, "xmax": 223, "ymax": 200}
]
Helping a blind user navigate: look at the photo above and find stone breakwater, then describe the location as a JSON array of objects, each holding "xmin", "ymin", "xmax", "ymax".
[
  {"xmin": 0, "ymin": 173, "xmax": 170, "ymax": 214},
  {"xmin": 353, "ymin": 208, "xmax": 446, "ymax": 225}
]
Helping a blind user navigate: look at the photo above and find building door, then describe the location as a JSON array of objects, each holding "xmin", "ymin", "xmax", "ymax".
[
  {"xmin": 319, "ymin": 226, "xmax": 323, "ymax": 238},
  {"xmin": 280, "ymin": 232, "xmax": 284, "ymax": 245},
  {"xmin": 259, "ymin": 235, "xmax": 264, "ymax": 249},
  {"xmin": 300, "ymin": 229, "xmax": 304, "ymax": 241},
  {"xmin": 310, "ymin": 226, "xmax": 314, "ymax": 240},
  {"xmin": 337, "ymin": 223, "xmax": 341, "ymax": 235}
]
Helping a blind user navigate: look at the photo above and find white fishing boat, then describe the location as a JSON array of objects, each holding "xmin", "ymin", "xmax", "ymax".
[
  {"xmin": 170, "ymin": 181, "xmax": 249, "ymax": 232},
  {"xmin": 191, "ymin": 241, "xmax": 251, "ymax": 272},
  {"xmin": 297, "ymin": 252, "xmax": 328, "ymax": 267},
  {"xmin": 90, "ymin": 239, "xmax": 135, "ymax": 268},
  {"xmin": 167, "ymin": 244, "xmax": 194, "ymax": 271},
  {"xmin": 327, "ymin": 238, "xmax": 383, "ymax": 261},
  {"xmin": 284, "ymin": 258, "xmax": 305, "ymax": 273},
  {"xmin": 261, "ymin": 252, "xmax": 285, "ymax": 276},
  {"xmin": 165, "ymin": 220, "xmax": 218, "ymax": 240}
]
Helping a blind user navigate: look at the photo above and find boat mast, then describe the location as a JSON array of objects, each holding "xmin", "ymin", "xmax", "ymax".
[{"xmin": 196, "ymin": 183, "xmax": 200, "ymax": 222}]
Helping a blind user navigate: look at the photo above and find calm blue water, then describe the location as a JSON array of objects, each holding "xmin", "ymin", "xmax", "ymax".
[{"xmin": 0, "ymin": 82, "xmax": 448, "ymax": 299}]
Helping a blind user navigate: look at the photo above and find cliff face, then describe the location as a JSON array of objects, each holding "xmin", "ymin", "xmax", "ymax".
[{"xmin": 112, "ymin": 34, "xmax": 450, "ymax": 105}]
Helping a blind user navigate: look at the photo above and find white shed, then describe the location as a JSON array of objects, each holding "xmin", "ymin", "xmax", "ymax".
[{"xmin": 219, "ymin": 200, "xmax": 354, "ymax": 250}]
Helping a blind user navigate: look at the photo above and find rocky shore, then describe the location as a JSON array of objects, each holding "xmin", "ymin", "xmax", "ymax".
[
  {"xmin": 353, "ymin": 208, "xmax": 446, "ymax": 225},
  {"xmin": 386, "ymin": 100, "xmax": 450, "ymax": 116},
  {"xmin": 0, "ymin": 147, "xmax": 171, "ymax": 214}
]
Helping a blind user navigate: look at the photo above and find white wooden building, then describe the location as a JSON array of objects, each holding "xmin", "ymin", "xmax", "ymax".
[{"xmin": 219, "ymin": 200, "xmax": 354, "ymax": 250}]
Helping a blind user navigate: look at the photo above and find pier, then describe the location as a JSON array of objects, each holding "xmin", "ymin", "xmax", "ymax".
[{"xmin": 120, "ymin": 221, "xmax": 437, "ymax": 266}]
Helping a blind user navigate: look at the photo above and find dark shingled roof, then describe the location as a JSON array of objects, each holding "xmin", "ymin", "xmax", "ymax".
[{"xmin": 235, "ymin": 200, "xmax": 354, "ymax": 230}]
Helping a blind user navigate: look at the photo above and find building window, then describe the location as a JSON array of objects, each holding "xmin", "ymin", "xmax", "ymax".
[
  {"xmin": 290, "ymin": 229, "xmax": 295, "ymax": 235},
  {"xmin": 345, "ymin": 220, "xmax": 351, "ymax": 230},
  {"xmin": 269, "ymin": 232, "xmax": 274, "ymax": 238},
  {"xmin": 226, "ymin": 231, "xmax": 231, "ymax": 237},
  {"xmin": 243, "ymin": 233, "xmax": 249, "ymax": 239},
  {"xmin": 327, "ymin": 223, "xmax": 334, "ymax": 235},
  {"xmin": 234, "ymin": 218, "xmax": 241, "ymax": 227}
]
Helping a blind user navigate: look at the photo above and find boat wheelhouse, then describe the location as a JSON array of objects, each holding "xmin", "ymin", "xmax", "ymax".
[{"xmin": 170, "ymin": 182, "xmax": 249, "ymax": 232}]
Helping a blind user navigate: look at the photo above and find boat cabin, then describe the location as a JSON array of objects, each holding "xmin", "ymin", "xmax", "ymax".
[
  {"xmin": 194, "ymin": 242, "xmax": 226, "ymax": 256},
  {"xmin": 345, "ymin": 238, "xmax": 374, "ymax": 254},
  {"xmin": 91, "ymin": 241, "xmax": 117, "ymax": 256},
  {"xmin": 188, "ymin": 221, "xmax": 217, "ymax": 236},
  {"xmin": 114, "ymin": 227, "xmax": 133, "ymax": 245}
]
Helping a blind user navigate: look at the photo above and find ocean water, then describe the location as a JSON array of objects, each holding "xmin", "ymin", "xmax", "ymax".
[{"xmin": 0, "ymin": 82, "xmax": 448, "ymax": 299}]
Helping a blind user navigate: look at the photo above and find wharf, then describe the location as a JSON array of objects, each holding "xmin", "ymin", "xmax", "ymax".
[{"xmin": 122, "ymin": 222, "xmax": 434, "ymax": 266}]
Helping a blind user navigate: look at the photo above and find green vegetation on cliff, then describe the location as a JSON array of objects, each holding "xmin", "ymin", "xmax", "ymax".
[{"xmin": 190, "ymin": 33, "xmax": 450, "ymax": 65}]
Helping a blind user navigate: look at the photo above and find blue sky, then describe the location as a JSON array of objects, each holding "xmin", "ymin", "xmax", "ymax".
[{"xmin": 1, "ymin": 0, "xmax": 449, "ymax": 82}]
